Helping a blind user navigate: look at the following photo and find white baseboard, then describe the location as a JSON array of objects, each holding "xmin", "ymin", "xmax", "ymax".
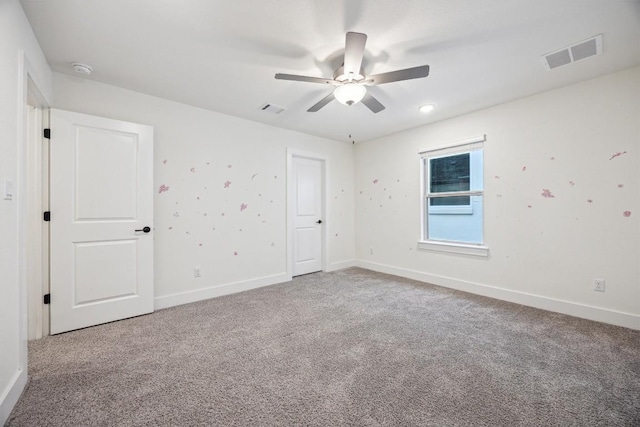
[
  {"xmin": 0, "ymin": 368, "xmax": 27, "ymax": 426},
  {"xmin": 326, "ymin": 259, "xmax": 356, "ymax": 272},
  {"xmin": 154, "ymin": 273, "xmax": 290, "ymax": 310},
  {"xmin": 356, "ymin": 260, "xmax": 640, "ymax": 330}
]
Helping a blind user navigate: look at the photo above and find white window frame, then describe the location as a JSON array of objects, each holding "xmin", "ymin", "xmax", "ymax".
[{"xmin": 418, "ymin": 135, "xmax": 489, "ymax": 257}]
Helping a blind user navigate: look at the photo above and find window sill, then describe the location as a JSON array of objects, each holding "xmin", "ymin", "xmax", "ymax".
[{"xmin": 417, "ymin": 240, "xmax": 489, "ymax": 257}]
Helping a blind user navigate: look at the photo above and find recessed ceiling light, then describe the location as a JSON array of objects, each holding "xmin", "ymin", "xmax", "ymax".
[
  {"xmin": 72, "ymin": 63, "xmax": 93, "ymax": 75},
  {"xmin": 419, "ymin": 104, "xmax": 435, "ymax": 113}
]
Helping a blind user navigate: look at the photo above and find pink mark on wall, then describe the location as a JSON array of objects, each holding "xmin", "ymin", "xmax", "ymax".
[
  {"xmin": 233, "ymin": 251, "xmax": 238, "ymax": 256},
  {"xmin": 527, "ymin": 205, "xmax": 532, "ymax": 208},
  {"xmin": 373, "ymin": 179, "xmax": 379, "ymax": 184},
  {"xmin": 240, "ymin": 203, "xmax": 248, "ymax": 212},
  {"xmin": 162, "ymin": 159, "xmax": 167, "ymax": 164},
  {"xmin": 158, "ymin": 184, "xmax": 170, "ymax": 194},
  {"xmin": 550, "ymin": 157, "xmax": 555, "ymax": 161},
  {"xmin": 569, "ymin": 181, "xmax": 575, "ymax": 187},
  {"xmin": 541, "ymin": 189, "xmax": 555, "ymax": 198},
  {"xmin": 199, "ymin": 243, "xmax": 203, "ymax": 247},
  {"xmin": 190, "ymin": 167, "xmax": 196, "ymax": 173},
  {"xmin": 522, "ymin": 166, "xmax": 527, "ymax": 172},
  {"xmin": 609, "ymin": 151, "xmax": 627, "ymax": 160},
  {"xmin": 228, "ymin": 164, "xmax": 233, "ymax": 168},
  {"xmin": 224, "ymin": 180, "xmax": 231, "ymax": 188},
  {"xmin": 494, "ymin": 175, "xmax": 500, "ymax": 179},
  {"xmin": 587, "ymin": 199, "xmax": 593, "ymax": 203},
  {"xmin": 618, "ymin": 184, "xmax": 624, "ymax": 188},
  {"xmin": 623, "ymin": 211, "xmax": 632, "ymax": 217}
]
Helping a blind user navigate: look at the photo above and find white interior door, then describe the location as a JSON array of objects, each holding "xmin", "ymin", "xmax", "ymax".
[
  {"xmin": 292, "ymin": 157, "xmax": 323, "ymax": 276},
  {"xmin": 49, "ymin": 109, "xmax": 154, "ymax": 334}
]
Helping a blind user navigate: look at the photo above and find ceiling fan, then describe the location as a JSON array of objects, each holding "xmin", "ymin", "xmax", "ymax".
[{"xmin": 275, "ymin": 32, "xmax": 430, "ymax": 113}]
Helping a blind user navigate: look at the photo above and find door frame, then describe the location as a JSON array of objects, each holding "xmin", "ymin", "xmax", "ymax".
[
  {"xmin": 20, "ymin": 54, "xmax": 51, "ymax": 346},
  {"xmin": 25, "ymin": 100, "xmax": 50, "ymax": 340},
  {"xmin": 286, "ymin": 149, "xmax": 328, "ymax": 279}
]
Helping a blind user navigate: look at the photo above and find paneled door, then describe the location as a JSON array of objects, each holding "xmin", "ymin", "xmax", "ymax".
[
  {"xmin": 49, "ymin": 109, "xmax": 154, "ymax": 334},
  {"xmin": 292, "ymin": 156, "xmax": 324, "ymax": 276}
]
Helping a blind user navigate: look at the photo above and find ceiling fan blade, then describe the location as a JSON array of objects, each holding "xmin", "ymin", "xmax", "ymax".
[
  {"xmin": 361, "ymin": 92, "xmax": 385, "ymax": 113},
  {"xmin": 343, "ymin": 32, "xmax": 367, "ymax": 77},
  {"xmin": 275, "ymin": 73, "xmax": 334, "ymax": 85},
  {"xmin": 307, "ymin": 92, "xmax": 335, "ymax": 112},
  {"xmin": 368, "ymin": 65, "xmax": 430, "ymax": 85}
]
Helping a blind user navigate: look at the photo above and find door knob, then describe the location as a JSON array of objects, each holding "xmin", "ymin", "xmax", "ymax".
[
  {"xmin": 135, "ymin": 226, "xmax": 151, "ymax": 233},
  {"xmin": 316, "ymin": 220, "xmax": 322, "ymax": 224}
]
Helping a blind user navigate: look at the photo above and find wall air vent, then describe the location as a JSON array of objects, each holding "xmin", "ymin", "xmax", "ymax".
[
  {"xmin": 541, "ymin": 34, "xmax": 602, "ymax": 70},
  {"xmin": 259, "ymin": 103, "xmax": 285, "ymax": 114}
]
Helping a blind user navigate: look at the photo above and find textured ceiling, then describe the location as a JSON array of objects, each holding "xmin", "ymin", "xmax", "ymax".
[{"xmin": 20, "ymin": 0, "xmax": 640, "ymax": 143}]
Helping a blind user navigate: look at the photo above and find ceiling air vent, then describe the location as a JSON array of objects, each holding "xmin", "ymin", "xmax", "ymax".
[
  {"xmin": 541, "ymin": 34, "xmax": 602, "ymax": 70},
  {"xmin": 259, "ymin": 103, "xmax": 285, "ymax": 114}
]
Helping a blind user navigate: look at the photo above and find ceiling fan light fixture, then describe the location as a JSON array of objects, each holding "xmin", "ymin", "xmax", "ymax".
[
  {"xmin": 419, "ymin": 104, "xmax": 435, "ymax": 113},
  {"xmin": 334, "ymin": 84, "xmax": 366, "ymax": 106}
]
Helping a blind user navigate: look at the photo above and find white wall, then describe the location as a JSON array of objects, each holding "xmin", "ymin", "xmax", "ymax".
[
  {"xmin": 53, "ymin": 73, "xmax": 355, "ymax": 307},
  {"xmin": 355, "ymin": 67, "xmax": 640, "ymax": 329},
  {"xmin": 0, "ymin": 0, "xmax": 52, "ymax": 423}
]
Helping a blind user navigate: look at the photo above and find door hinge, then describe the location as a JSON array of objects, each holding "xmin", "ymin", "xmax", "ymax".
[
  {"xmin": 43, "ymin": 128, "xmax": 51, "ymax": 139},
  {"xmin": 43, "ymin": 294, "xmax": 50, "ymax": 305},
  {"xmin": 43, "ymin": 211, "xmax": 51, "ymax": 221}
]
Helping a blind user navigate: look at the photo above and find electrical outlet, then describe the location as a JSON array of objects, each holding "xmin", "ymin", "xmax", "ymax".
[
  {"xmin": 194, "ymin": 267, "xmax": 201, "ymax": 278},
  {"xmin": 593, "ymin": 279, "xmax": 605, "ymax": 292}
]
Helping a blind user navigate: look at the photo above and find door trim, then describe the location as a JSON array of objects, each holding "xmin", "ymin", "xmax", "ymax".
[
  {"xmin": 25, "ymin": 103, "xmax": 49, "ymax": 340},
  {"xmin": 286, "ymin": 149, "xmax": 328, "ymax": 279},
  {"xmin": 4, "ymin": 50, "xmax": 51, "ymax": 426},
  {"xmin": 21, "ymin": 57, "xmax": 51, "ymax": 344}
]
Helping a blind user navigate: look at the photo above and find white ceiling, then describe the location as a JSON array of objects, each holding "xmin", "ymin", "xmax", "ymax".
[{"xmin": 20, "ymin": 0, "xmax": 640, "ymax": 143}]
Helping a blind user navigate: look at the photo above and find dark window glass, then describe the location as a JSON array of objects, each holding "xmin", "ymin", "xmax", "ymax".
[{"xmin": 429, "ymin": 153, "xmax": 470, "ymax": 206}]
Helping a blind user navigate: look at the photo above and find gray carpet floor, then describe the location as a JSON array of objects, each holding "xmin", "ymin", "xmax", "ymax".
[{"xmin": 7, "ymin": 268, "xmax": 640, "ymax": 426}]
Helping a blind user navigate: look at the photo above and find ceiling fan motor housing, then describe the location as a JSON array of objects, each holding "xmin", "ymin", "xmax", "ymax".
[{"xmin": 333, "ymin": 66, "xmax": 366, "ymax": 82}]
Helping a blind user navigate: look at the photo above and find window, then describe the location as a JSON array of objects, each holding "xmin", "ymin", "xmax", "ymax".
[{"xmin": 419, "ymin": 135, "xmax": 488, "ymax": 256}]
